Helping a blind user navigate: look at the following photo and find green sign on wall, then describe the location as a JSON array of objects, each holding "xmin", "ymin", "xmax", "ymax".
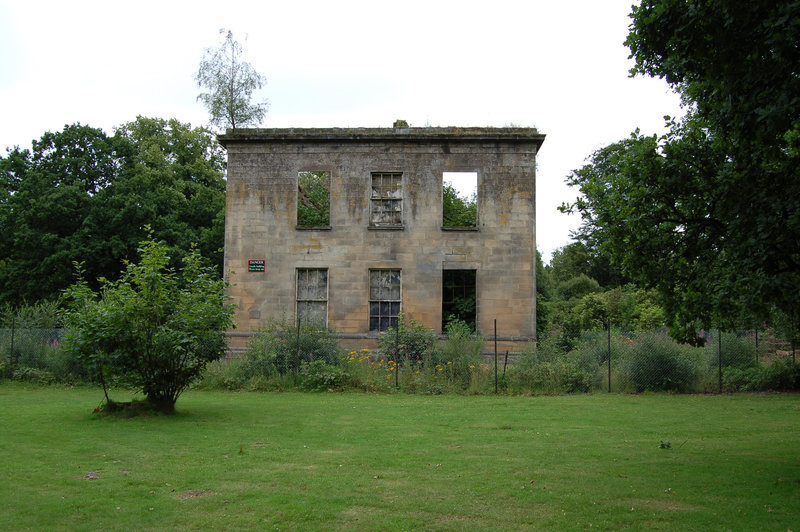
[{"xmin": 248, "ymin": 260, "xmax": 265, "ymax": 272}]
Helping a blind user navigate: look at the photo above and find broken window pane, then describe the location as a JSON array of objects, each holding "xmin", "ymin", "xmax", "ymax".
[
  {"xmin": 369, "ymin": 269, "xmax": 401, "ymax": 331},
  {"xmin": 370, "ymin": 172, "xmax": 402, "ymax": 226},
  {"xmin": 297, "ymin": 268, "xmax": 328, "ymax": 324}
]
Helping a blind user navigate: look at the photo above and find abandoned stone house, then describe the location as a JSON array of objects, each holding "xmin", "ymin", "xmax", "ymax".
[{"xmin": 219, "ymin": 125, "xmax": 545, "ymax": 351}]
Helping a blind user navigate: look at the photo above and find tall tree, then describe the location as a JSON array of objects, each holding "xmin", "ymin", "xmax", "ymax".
[
  {"xmin": 196, "ymin": 29, "xmax": 268, "ymax": 130},
  {"xmin": 0, "ymin": 124, "xmax": 128, "ymax": 302},
  {"xmin": 563, "ymin": 1, "xmax": 800, "ymax": 344},
  {"xmin": 107, "ymin": 117, "xmax": 227, "ymax": 274},
  {"xmin": 0, "ymin": 118, "xmax": 226, "ymax": 305}
]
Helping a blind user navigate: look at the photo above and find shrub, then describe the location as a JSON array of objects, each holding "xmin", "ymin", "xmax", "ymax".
[
  {"xmin": 242, "ymin": 315, "xmax": 342, "ymax": 377},
  {"xmin": 299, "ymin": 360, "xmax": 352, "ymax": 391},
  {"xmin": 62, "ymin": 236, "xmax": 235, "ymax": 413},
  {"xmin": 509, "ymin": 339, "xmax": 600, "ymax": 394},
  {"xmin": 430, "ymin": 319, "xmax": 485, "ymax": 388},
  {"xmin": 198, "ymin": 357, "xmax": 246, "ymax": 390},
  {"xmin": 377, "ymin": 313, "xmax": 437, "ymax": 365},
  {"xmin": 707, "ymin": 332, "xmax": 757, "ymax": 370},
  {"xmin": 619, "ymin": 332, "xmax": 701, "ymax": 392}
]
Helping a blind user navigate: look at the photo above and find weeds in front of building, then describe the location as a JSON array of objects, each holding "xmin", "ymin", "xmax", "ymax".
[
  {"xmin": 195, "ymin": 316, "xmax": 798, "ymax": 394},
  {"xmin": 3, "ymin": 305, "xmax": 799, "ymax": 394}
]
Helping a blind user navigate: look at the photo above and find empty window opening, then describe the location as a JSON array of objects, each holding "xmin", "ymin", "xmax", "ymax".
[
  {"xmin": 442, "ymin": 269, "xmax": 476, "ymax": 331},
  {"xmin": 297, "ymin": 171, "xmax": 330, "ymax": 227},
  {"xmin": 369, "ymin": 269, "xmax": 401, "ymax": 331},
  {"xmin": 370, "ymin": 172, "xmax": 403, "ymax": 226},
  {"xmin": 442, "ymin": 171, "xmax": 477, "ymax": 227},
  {"xmin": 297, "ymin": 268, "xmax": 328, "ymax": 324}
]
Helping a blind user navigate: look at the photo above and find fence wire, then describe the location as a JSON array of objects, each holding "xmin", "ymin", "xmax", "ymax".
[{"xmin": 3, "ymin": 324, "xmax": 798, "ymax": 393}]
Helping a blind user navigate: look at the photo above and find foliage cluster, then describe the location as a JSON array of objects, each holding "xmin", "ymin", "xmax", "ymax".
[
  {"xmin": 296, "ymin": 171, "xmax": 330, "ymax": 227},
  {"xmin": 0, "ymin": 117, "xmax": 226, "ymax": 305},
  {"xmin": 241, "ymin": 315, "xmax": 342, "ymax": 378},
  {"xmin": 196, "ymin": 29, "xmax": 268, "ymax": 130},
  {"xmin": 62, "ymin": 236, "xmax": 235, "ymax": 413},
  {"xmin": 442, "ymin": 183, "xmax": 477, "ymax": 227},
  {"xmin": 562, "ymin": 1, "xmax": 800, "ymax": 344}
]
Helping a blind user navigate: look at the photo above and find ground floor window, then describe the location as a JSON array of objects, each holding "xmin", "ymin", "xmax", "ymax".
[
  {"xmin": 297, "ymin": 268, "xmax": 328, "ymax": 324},
  {"xmin": 369, "ymin": 269, "xmax": 401, "ymax": 331},
  {"xmin": 442, "ymin": 269, "xmax": 476, "ymax": 331}
]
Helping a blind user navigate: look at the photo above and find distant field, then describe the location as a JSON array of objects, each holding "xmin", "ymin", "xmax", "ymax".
[{"xmin": 0, "ymin": 385, "xmax": 798, "ymax": 530}]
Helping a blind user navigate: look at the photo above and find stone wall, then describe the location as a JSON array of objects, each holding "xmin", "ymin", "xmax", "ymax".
[{"xmin": 219, "ymin": 127, "xmax": 545, "ymax": 352}]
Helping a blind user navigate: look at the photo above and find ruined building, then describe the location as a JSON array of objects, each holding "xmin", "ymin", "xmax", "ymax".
[{"xmin": 219, "ymin": 125, "xmax": 545, "ymax": 351}]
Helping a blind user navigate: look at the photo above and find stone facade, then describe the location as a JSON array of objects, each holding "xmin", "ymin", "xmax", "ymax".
[{"xmin": 219, "ymin": 126, "xmax": 545, "ymax": 351}]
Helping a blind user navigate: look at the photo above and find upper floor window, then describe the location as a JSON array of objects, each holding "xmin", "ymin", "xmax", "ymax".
[
  {"xmin": 370, "ymin": 172, "xmax": 402, "ymax": 227},
  {"xmin": 442, "ymin": 171, "xmax": 478, "ymax": 228},
  {"xmin": 297, "ymin": 171, "xmax": 330, "ymax": 228}
]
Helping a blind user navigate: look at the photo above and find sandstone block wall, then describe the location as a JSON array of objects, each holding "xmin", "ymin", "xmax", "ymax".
[{"xmin": 219, "ymin": 127, "xmax": 545, "ymax": 352}]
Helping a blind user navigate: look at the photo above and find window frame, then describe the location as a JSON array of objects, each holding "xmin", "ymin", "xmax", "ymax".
[
  {"xmin": 368, "ymin": 269, "xmax": 402, "ymax": 332},
  {"xmin": 441, "ymin": 170, "xmax": 479, "ymax": 230},
  {"xmin": 296, "ymin": 268, "xmax": 329, "ymax": 325},
  {"xmin": 369, "ymin": 172, "xmax": 403, "ymax": 228},
  {"xmin": 442, "ymin": 269, "xmax": 477, "ymax": 331},
  {"xmin": 296, "ymin": 170, "xmax": 331, "ymax": 229}
]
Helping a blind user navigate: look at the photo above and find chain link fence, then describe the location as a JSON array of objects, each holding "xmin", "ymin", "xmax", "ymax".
[
  {"xmin": 526, "ymin": 328, "xmax": 798, "ymax": 394},
  {"xmin": 0, "ymin": 326, "xmax": 84, "ymax": 382},
  {"xmin": 3, "ymin": 319, "xmax": 798, "ymax": 394}
]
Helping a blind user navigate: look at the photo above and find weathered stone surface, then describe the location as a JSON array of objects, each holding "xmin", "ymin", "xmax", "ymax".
[{"xmin": 221, "ymin": 126, "xmax": 544, "ymax": 350}]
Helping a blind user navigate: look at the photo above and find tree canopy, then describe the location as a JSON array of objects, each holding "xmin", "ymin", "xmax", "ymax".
[
  {"xmin": 563, "ymin": 1, "xmax": 800, "ymax": 344},
  {"xmin": 442, "ymin": 184, "xmax": 477, "ymax": 227},
  {"xmin": 196, "ymin": 29, "xmax": 269, "ymax": 130},
  {"xmin": 0, "ymin": 117, "xmax": 226, "ymax": 305}
]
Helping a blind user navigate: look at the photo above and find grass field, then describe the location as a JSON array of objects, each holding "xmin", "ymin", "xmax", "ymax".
[{"xmin": 1, "ymin": 384, "xmax": 798, "ymax": 530}]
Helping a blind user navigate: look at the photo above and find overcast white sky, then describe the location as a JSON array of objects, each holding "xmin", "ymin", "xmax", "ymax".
[{"xmin": 0, "ymin": 0, "xmax": 683, "ymax": 262}]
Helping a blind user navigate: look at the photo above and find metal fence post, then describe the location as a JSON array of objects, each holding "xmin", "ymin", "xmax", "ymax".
[
  {"xmin": 755, "ymin": 329, "xmax": 759, "ymax": 365},
  {"xmin": 718, "ymin": 329, "xmax": 723, "ymax": 393},
  {"xmin": 494, "ymin": 319, "xmax": 498, "ymax": 394},
  {"xmin": 9, "ymin": 316, "xmax": 16, "ymax": 376},
  {"xmin": 395, "ymin": 323, "xmax": 400, "ymax": 389},
  {"xmin": 607, "ymin": 322, "xmax": 612, "ymax": 393}
]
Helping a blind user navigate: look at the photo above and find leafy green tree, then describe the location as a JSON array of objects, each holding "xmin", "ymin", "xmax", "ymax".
[
  {"xmin": 107, "ymin": 117, "xmax": 227, "ymax": 274},
  {"xmin": 535, "ymin": 250, "xmax": 550, "ymax": 339},
  {"xmin": 563, "ymin": 1, "xmax": 800, "ymax": 344},
  {"xmin": 63, "ymin": 235, "xmax": 235, "ymax": 413},
  {"xmin": 548, "ymin": 241, "xmax": 626, "ymax": 289},
  {"xmin": 442, "ymin": 183, "xmax": 477, "ymax": 227},
  {"xmin": 297, "ymin": 171, "xmax": 330, "ymax": 226},
  {"xmin": 196, "ymin": 29, "xmax": 268, "ymax": 130},
  {"xmin": 0, "ymin": 118, "xmax": 226, "ymax": 305},
  {"xmin": 0, "ymin": 124, "xmax": 128, "ymax": 302}
]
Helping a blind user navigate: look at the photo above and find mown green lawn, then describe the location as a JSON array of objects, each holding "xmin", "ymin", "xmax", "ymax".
[{"xmin": 0, "ymin": 384, "xmax": 798, "ymax": 530}]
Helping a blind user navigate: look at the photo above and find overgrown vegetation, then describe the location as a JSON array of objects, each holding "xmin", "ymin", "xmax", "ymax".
[
  {"xmin": 296, "ymin": 171, "xmax": 330, "ymax": 227},
  {"xmin": 442, "ymin": 183, "xmax": 477, "ymax": 227},
  {"xmin": 61, "ymin": 235, "xmax": 234, "ymax": 413}
]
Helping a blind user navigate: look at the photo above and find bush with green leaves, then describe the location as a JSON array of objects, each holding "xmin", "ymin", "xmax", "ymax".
[
  {"xmin": 509, "ymin": 337, "xmax": 601, "ymax": 394},
  {"xmin": 62, "ymin": 236, "xmax": 235, "ymax": 413},
  {"xmin": 242, "ymin": 315, "xmax": 342, "ymax": 377},
  {"xmin": 377, "ymin": 313, "xmax": 438, "ymax": 365},
  {"xmin": 299, "ymin": 360, "xmax": 352, "ymax": 391},
  {"xmin": 722, "ymin": 359, "xmax": 800, "ymax": 392},
  {"xmin": 429, "ymin": 319, "xmax": 484, "ymax": 388},
  {"xmin": 618, "ymin": 332, "xmax": 701, "ymax": 392},
  {"xmin": 706, "ymin": 332, "xmax": 757, "ymax": 370}
]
